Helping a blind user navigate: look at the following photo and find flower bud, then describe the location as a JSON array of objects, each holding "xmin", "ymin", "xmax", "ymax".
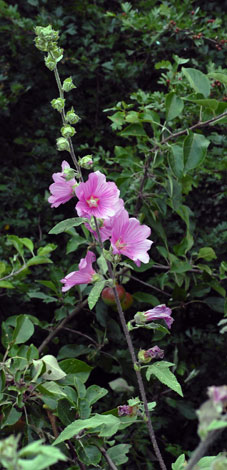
[
  {"xmin": 138, "ymin": 349, "xmax": 152, "ymax": 364},
  {"xmin": 51, "ymin": 45, "xmax": 64, "ymax": 62},
  {"xmin": 56, "ymin": 137, "xmax": 70, "ymax": 152},
  {"xmin": 62, "ymin": 77, "xmax": 77, "ymax": 92},
  {"xmin": 65, "ymin": 108, "xmax": 80, "ymax": 124},
  {"xmin": 63, "ymin": 167, "xmax": 77, "ymax": 181},
  {"xmin": 92, "ymin": 273, "xmax": 103, "ymax": 283},
  {"xmin": 134, "ymin": 311, "xmax": 146, "ymax": 324},
  {"xmin": 61, "ymin": 125, "xmax": 76, "ymax": 138},
  {"xmin": 78, "ymin": 155, "xmax": 93, "ymax": 169},
  {"xmin": 44, "ymin": 54, "xmax": 57, "ymax": 71},
  {"xmin": 51, "ymin": 98, "xmax": 65, "ymax": 112}
]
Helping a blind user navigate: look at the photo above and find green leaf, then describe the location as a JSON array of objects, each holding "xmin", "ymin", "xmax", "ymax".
[
  {"xmin": 88, "ymin": 280, "xmax": 106, "ymax": 310},
  {"xmin": 49, "ymin": 218, "xmax": 86, "ymax": 235},
  {"xmin": 182, "ymin": 67, "xmax": 211, "ymax": 97},
  {"xmin": 119, "ymin": 123, "xmax": 147, "ymax": 137},
  {"xmin": 76, "ymin": 444, "xmax": 102, "ymax": 466},
  {"xmin": 12, "ymin": 315, "xmax": 34, "ymax": 344},
  {"xmin": 41, "ymin": 355, "xmax": 66, "ymax": 380},
  {"xmin": 146, "ymin": 361, "xmax": 183, "ymax": 396},
  {"xmin": 133, "ymin": 292, "xmax": 159, "ymax": 305},
  {"xmin": 21, "ymin": 238, "xmax": 34, "ymax": 253},
  {"xmin": 183, "ymin": 133, "xmax": 210, "ymax": 172},
  {"xmin": 1, "ymin": 408, "xmax": 22, "ymax": 428},
  {"xmin": 170, "ymin": 261, "xmax": 192, "ymax": 273},
  {"xmin": 204, "ymin": 297, "xmax": 225, "ymax": 313},
  {"xmin": 37, "ymin": 244, "xmax": 57, "ymax": 256},
  {"xmin": 54, "ymin": 414, "xmax": 122, "ymax": 445},
  {"xmin": 107, "ymin": 444, "xmax": 131, "ymax": 465},
  {"xmin": 166, "ymin": 93, "xmax": 184, "ymax": 121},
  {"xmin": 208, "ymin": 71, "xmax": 227, "ymax": 86},
  {"xmin": 172, "ymin": 454, "xmax": 186, "ymax": 470},
  {"xmin": 66, "ymin": 233, "xmax": 87, "ymax": 254},
  {"xmin": 37, "ymin": 381, "xmax": 67, "ymax": 398},
  {"xmin": 85, "ymin": 385, "xmax": 108, "ymax": 405},
  {"xmin": 186, "ymin": 98, "xmax": 220, "ymax": 111},
  {"xmin": 207, "ymin": 420, "xmax": 227, "ymax": 431},
  {"xmin": 109, "ymin": 378, "xmax": 134, "ymax": 393},
  {"xmin": 169, "ymin": 145, "xmax": 184, "ymax": 178},
  {"xmin": 0, "ymin": 280, "xmax": 15, "ymax": 289},
  {"xmin": 197, "ymin": 247, "xmax": 217, "ymax": 261},
  {"xmin": 26, "ymin": 256, "xmax": 53, "ymax": 267},
  {"xmin": 97, "ymin": 255, "xmax": 108, "ymax": 275},
  {"xmin": 59, "ymin": 358, "xmax": 93, "ymax": 383}
]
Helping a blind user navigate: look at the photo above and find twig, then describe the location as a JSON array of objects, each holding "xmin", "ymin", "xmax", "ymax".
[
  {"xmin": 99, "ymin": 446, "xmax": 119, "ymax": 470},
  {"xmin": 38, "ymin": 298, "xmax": 88, "ymax": 354},
  {"xmin": 185, "ymin": 427, "xmax": 226, "ymax": 470},
  {"xmin": 135, "ymin": 111, "xmax": 227, "ymax": 215}
]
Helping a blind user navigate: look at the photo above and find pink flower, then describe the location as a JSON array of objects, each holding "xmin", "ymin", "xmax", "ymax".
[
  {"xmin": 85, "ymin": 199, "xmax": 125, "ymax": 242},
  {"xmin": 75, "ymin": 171, "xmax": 120, "ymax": 219},
  {"xmin": 208, "ymin": 385, "xmax": 227, "ymax": 404},
  {"xmin": 48, "ymin": 161, "xmax": 76, "ymax": 208},
  {"xmin": 61, "ymin": 251, "xmax": 96, "ymax": 292},
  {"xmin": 145, "ymin": 346, "xmax": 164, "ymax": 359},
  {"xmin": 134, "ymin": 305, "xmax": 174, "ymax": 329},
  {"xmin": 110, "ymin": 209, "xmax": 152, "ymax": 266}
]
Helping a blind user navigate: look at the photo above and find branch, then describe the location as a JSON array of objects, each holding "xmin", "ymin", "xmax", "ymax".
[
  {"xmin": 135, "ymin": 111, "xmax": 227, "ymax": 215},
  {"xmin": 185, "ymin": 427, "xmax": 226, "ymax": 470},
  {"xmin": 38, "ymin": 298, "xmax": 88, "ymax": 354},
  {"xmin": 99, "ymin": 446, "xmax": 119, "ymax": 470}
]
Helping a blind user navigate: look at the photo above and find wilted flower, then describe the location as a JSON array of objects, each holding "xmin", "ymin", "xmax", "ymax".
[
  {"xmin": 75, "ymin": 171, "xmax": 120, "ymax": 219},
  {"xmin": 48, "ymin": 160, "xmax": 76, "ymax": 208},
  {"xmin": 138, "ymin": 346, "xmax": 164, "ymax": 363},
  {"xmin": 207, "ymin": 385, "xmax": 227, "ymax": 405},
  {"xmin": 134, "ymin": 305, "xmax": 173, "ymax": 329},
  {"xmin": 110, "ymin": 209, "xmax": 153, "ymax": 266},
  {"xmin": 118, "ymin": 405, "xmax": 136, "ymax": 417},
  {"xmin": 61, "ymin": 251, "xmax": 96, "ymax": 292}
]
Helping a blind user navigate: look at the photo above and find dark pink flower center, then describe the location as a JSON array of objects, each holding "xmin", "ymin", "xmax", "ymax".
[
  {"xmin": 86, "ymin": 195, "xmax": 99, "ymax": 208},
  {"xmin": 115, "ymin": 238, "xmax": 127, "ymax": 250}
]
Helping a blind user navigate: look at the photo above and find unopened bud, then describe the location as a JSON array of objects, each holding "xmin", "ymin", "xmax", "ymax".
[
  {"xmin": 56, "ymin": 137, "xmax": 70, "ymax": 152},
  {"xmin": 51, "ymin": 45, "xmax": 63, "ymax": 62},
  {"xmin": 44, "ymin": 54, "xmax": 57, "ymax": 71},
  {"xmin": 65, "ymin": 108, "xmax": 80, "ymax": 124},
  {"xmin": 78, "ymin": 155, "xmax": 93, "ymax": 169},
  {"xmin": 138, "ymin": 349, "xmax": 151, "ymax": 364},
  {"xmin": 51, "ymin": 98, "xmax": 65, "ymax": 112},
  {"xmin": 62, "ymin": 77, "xmax": 77, "ymax": 92},
  {"xmin": 61, "ymin": 125, "xmax": 76, "ymax": 138},
  {"xmin": 63, "ymin": 167, "xmax": 77, "ymax": 181},
  {"xmin": 92, "ymin": 273, "xmax": 103, "ymax": 283}
]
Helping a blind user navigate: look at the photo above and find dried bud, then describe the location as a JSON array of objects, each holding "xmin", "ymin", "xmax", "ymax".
[
  {"xmin": 51, "ymin": 98, "xmax": 65, "ymax": 112},
  {"xmin": 56, "ymin": 137, "xmax": 70, "ymax": 152},
  {"xmin": 62, "ymin": 77, "xmax": 77, "ymax": 92},
  {"xmin": 61, "ymin": 125, "xmax": 76, "ymax": 138},
  {"xmin": 65, "ymin": 108, "xmax": 80, "ymax": 124}
]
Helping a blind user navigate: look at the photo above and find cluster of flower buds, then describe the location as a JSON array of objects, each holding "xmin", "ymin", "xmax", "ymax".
[{"xmin": 34, "ymin": 25, "xmax": 63, "ymax": 70}]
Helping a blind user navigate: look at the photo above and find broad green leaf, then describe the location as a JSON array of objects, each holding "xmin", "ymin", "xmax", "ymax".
[
  {"xmin": 166, "ymin": 93, "xmax": 184, "ymax": 121},
  {"xmin": 26, "ymin": 256, "xmax": 53, "ymax": 267},
  {"xmin": 182, "ymin": 67, "xmax": 210, "ymax": 97},
  {"xmin": 18, "ymin": 440, "xmax": 67, "ymax": 470},
  {"xmin": 108, "ymin": 111, "xmax": 125, "ymax": 129},
  {"xmin": 197, "ymin": 247, "xmax": 217, "ymax": 261},
  {"xmin": 125, "ymin": 111, "xmax": 140, "ymax": 123},
  {"xmin": 77, "ymin": 444, "xmax": 102, "ymax": 466},
  {"xmin": 57, "ymin": 399, "xmax": 77, "ymax": 426},
  {"xmin": 0, "ymin": 261, "xmax": 6, "ymax": 276},
  {"xmin": 97, "ymin": 254, "xmax": 108, "ymax": 275},
  {"xmin": 88, "ymin": 280, "xmax": 106, "ymax": 310},
  {"xmin": 183, "ymin": 133, "xmax": 210, "ymax": 172},
  {"xmin": 186, "ymin": 98, "xmax": 220, "ymax": 111},
  {"xmin": 37, "ymin": 244, "xmax": 57, "ymax": 256},
  {"xmin": 146, "ymin": 361, "xmax": 183, "ymax": 396},
  {"xmin": 107, "ymin": 444, "xmax": 131, "ymax": 465},
  {"xmin": 133, "ymin": 292, "xmax": 159, "ymax": 305},
  {"xmin": 173, "ymin": 232, "xmax": 194, "ymax": 256},
  {"xmin": 59, "ymin": 358, "xmax": 93, "ymax": 383},
  {"xmin": 54, "ymin": 414, "xmax": 121, "ymax": 444},
  {"xmin": 0, "ymin": 280, "xmax": 15, "ymax": 289},
  {"xmin": 169, "ymin": 145, "xmax": 184, "ymax": 178},
  {"xmin": 12, "ymin": 315, "xmax": 34, "ymax": 344},
  {"xmin": 172, "ymin": 454, "xmax": 186, "ymax": 470},
  {"xmin": 170, "ymin": 261, "xmax": 192, "ymax": 273},
  {"xmin": 49, "ymin": 218, "xmax": 86, "ymax": 235},
  {"xmin": 85, "ymin": 385, "xmax": 108, "ymax": 405},
  {"xmin": 196, "ymin": 456, "xmax": 217, "ymax": 469},
  {"xmin": 204, "ymin": 297, "xmax": 225, "ymax": 313},
  {"xmin": 109, "ymin": 378, "xmax": 134, "ymax": 393},
  {"xmin": 6, "ymin": 235, "xmax": 24, "ymax": 257},
  {"xmin": 1, "ymin": 408, "xmax": 22, "ymax": 428},
  {"xmin": 36, "ymin": 280, "xmax": 59, "ymax": 294},
  {"xmin": 66, "ymin": 233, "xmax": 87, "ymax": 254},
  {"xmin": 21, "ymin": 238, "xmax": 34, "ymax": 253},
  {"xmin": 41, "ymin": 355, "xmax": 66, "ymax": 380},
  {"xmin": 38, "ymin": 381, "xmax": 67, "ymax": 398},
  {"xmin": 119, "ymin": 123, "xmax": 147, "ymax": 137}
]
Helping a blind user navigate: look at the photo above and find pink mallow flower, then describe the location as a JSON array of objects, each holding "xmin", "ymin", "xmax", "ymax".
[
  {"xmin": 75, "ymin": 171, "xmax": 120, "ymax": 219},
  {"xmin": 110, "ymin": 209, "xmax": 152, "ymax": 266},
  {"xmin": 207, "ymin": 385, "xmax": 227, "ymax": 404},
  {"xmin": 48, "ymin": 161, "xmax": 76, "ymax": 208},
  {"xmin": 61, "ymin": 251, "xmax": 96, "ymax": 292},
  {"xmin": 134, "ymin": 305, "xmax": 174, "ymax": 329},
  {"xmin": 85, "ymin": 199, "xmax": 125, "ymax": 242}
]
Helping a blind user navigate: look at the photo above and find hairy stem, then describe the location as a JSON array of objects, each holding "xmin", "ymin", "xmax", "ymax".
[{"xmin": 94, "ymin": 218, "xmax": 167, "ymax": 470}]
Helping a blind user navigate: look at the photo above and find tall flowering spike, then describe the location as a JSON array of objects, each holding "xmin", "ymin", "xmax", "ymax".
[
  {"xmin": 75, "ymin": 171, "xmax": 120, "ymax": 219},
  {"xmin": 48, "ymin": 161, "xmax": 76, "ymax": 208},
  {"xmin": 110, "ymin": 209, "xmax": 153, "ymax": 266},
  {"xmin": 61, "ymin": 251, "xmax": 96, "ymax": 292},
  {"xmin": 134, "ymin": 305, "xmax": 174, "ymax": 329}
]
